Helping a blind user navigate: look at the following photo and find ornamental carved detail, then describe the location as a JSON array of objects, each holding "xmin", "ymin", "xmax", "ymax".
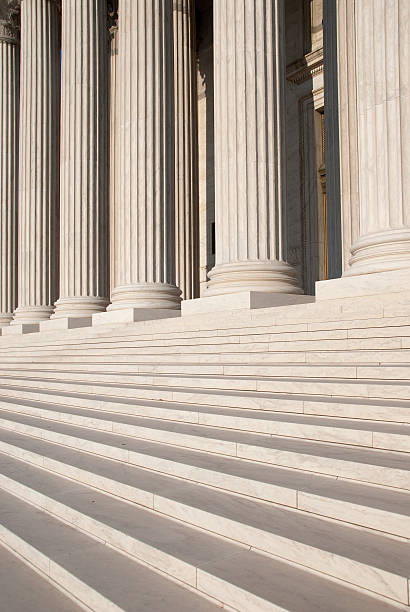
[{"xmin": 0, "ymin": 0, "xmax": 20, "ymax": 44}]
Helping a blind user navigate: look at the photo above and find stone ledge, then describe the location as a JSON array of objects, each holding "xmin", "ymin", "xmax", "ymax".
[
  {"xmin": 316, "ymin": 268, "xmax": 410, "ymax": 301},
  {"xmin": 1, "ymin": 323, "xmax": 39, "ymax": 336},
  {"xmin": 92, "ymin": 308, "xmax": 181, "ymax": 327},
  {"xmin": 39, "ymin": 317, "xmax": 93, "ymax": 332},
  {"xmin": 182, "ymin": 292, "xmax": 314, "ymax": 316}
]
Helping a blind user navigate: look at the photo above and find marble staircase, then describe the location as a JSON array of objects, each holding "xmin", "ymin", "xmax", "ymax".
[{"xmin": 0, "ymin": 295, "xmax": 409, "ymax": 611}]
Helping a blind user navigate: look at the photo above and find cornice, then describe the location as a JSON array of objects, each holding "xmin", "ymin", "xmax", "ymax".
[{"xmin": 286, "ymin": 48, "xmax": 324, "ymax": 85}]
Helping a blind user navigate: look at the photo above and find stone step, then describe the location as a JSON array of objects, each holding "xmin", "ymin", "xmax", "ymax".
[
  {"xmin": 0, "ymin": 542, "xmax": 82, "ymax": 612},
  {"xmin": 1, "ymin": 427, "xmax": 410, "ymax": 539},
  {"xmin": 0, "ymin": 389, "xmax": 409, "ymax": 452},
  {"xmin": 0, "ymin": 487, "xmax": 402, "ymax": 612},
  {"xmin": 0, "ymin": 363, "xmax": 366, "ymax": 378},
  {"xmin": 0, "ymin": 489, "xmax": 220, "ymax": 612},
  {"xmin": 0, "ymin": 303, "xmax": 404, "ymax": 345},
  {"xmin": 1, "ymin": 346, "xmax": 410, "ymax": 364},
  {"xmin": 1, "ymin": 310, "xmax": 410, "ymax": 353},
  {"xmin": 0, "ymin": 374, "xmax": 409, "ymax": 423},
  {"xmin": 1, "ymin": 362, "xmax": 409, "ymax": 380},
  {"xmin": 0, "ymin": 369, "xmax": 408, "ymax": 401},
  {"xmin": 2, "ymin": 318, "xmax": 410, "ymax": 348},
  {"xmin": 0, "ymin": 332, "xmax": 406, "ymax": 355},
  {"xmin": 1, "ymin": 453, "xmax": 409, "ymax": 607},
  {"xmin": 0, "ymin": 408, "xmax": 409, "ymax": 490}
]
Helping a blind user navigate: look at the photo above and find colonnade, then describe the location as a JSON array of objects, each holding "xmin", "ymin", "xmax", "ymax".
[{"xmin": 0, "ymin": 0, "xmax": 409, "ymax": 329}]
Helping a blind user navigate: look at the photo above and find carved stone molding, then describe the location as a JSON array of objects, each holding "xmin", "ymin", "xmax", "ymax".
[
  {"xmin": 0, "ymin": 19, "xmax": 18, "ymax": 43},
  {"xmin": 0, "ymin": 1, "xmax": 20, "ymax": 44},
  {"xmin": 286, "ymin": 48, "xmax": 323, "ymax": 85},
  {"xmin": 108, "ymin": 0, "xmax": 118, "ymax": 35}
]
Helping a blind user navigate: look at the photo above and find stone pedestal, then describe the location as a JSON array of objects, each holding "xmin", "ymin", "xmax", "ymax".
[
  {"xmin": 0, "ymin": 18, "xmax": 19, "ymax": 327},
  {"xmin": 12, "ymin": 0, "xmax": 61, "ymax": 325},
  {"xmin": 108, "ymin": 0, "xmax": 181, "ymax": 312},
  {"xmin": 174, "ymin": 0, "xmax": 199, "ymax": 300},
  {"xmin": 182, "ymin": 291, "xmax": 313, "ymax": 316},
  {"xmin": 206, "ymin": 0, "xmax": 302, "ymax": 298},
  {"xmin": 52, "ymin": 0, "xmax": 109, "ymax": 318}
]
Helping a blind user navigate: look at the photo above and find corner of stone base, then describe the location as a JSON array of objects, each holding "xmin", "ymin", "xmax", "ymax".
[
  {"xmin": 92, "ymin": 308, "xmax": 181, "ymax": 327},
  {"xmin": 315, "ymin": 268, "xmax": 410, "ymax": 301},
  {"xmin": 181, "ymin": 291, "xmax": 314, "ymax": 316}
]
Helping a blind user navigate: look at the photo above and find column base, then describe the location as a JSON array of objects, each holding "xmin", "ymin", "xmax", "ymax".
[
  {"xmin": 205, "ymin": 261, "xmax": 303, "ymax": 297},
  {"xmin": 316, "ymin": 268, "xmax": 410, "ymax": 301},
  {"xmin": 52, "ymin": 296, "xmax": 109, "ymax": 319},
  {"xmin": 182, "ymin": 291, "xmax": 314, "ymax": 316},
  {"xmin": 347, "ymin": 229, "xmax": 410, "ymax": 276},
  {"xmin": 107, "ymin": 283, "xmax": 182, "ymax": 311},
  {"xmin": 93, "ymin": 308, "xmax": 181, "ymax": 327},
  {"xmin": 2, "ymin": 323, "xmax": 39, "ymax": 336},
  {"xmin": 12, "ymin": 306, "xmax": 54, "ymax": 324}
]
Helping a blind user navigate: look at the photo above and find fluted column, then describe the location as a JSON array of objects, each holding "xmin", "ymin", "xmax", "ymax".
[
  {"xmin": 207, "ymin": 0, "xmax": 301, "ymax": 297},
  {"xmin": 109, "ymin": 0, "xmax": 180, "ymax": 311},
  {"xmin": 52, "ymin": 0, "xmax": 109, "ymax": 318},
  {"xmin": 345, "ymin": 0, "xmax": 410, "ymax": 276},
  {"xmin": 109, "ymin": 18, "xmax": 118, "ymax": 295},
  {"xmin": 13, "ymin": 0, "xmax": 60, "ymax": 324},
  {"xmin": 0, "ymin": 17, "xmax": 19, "ymax": 327},
  {"xmin": 173, "ymin": 0, "xmax": 199, "ymax": 300}
]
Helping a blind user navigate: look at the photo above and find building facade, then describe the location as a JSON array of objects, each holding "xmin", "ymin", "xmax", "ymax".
[{"xmin": 0, "ymin": 0, "xmax": 409, "ymax": 330}]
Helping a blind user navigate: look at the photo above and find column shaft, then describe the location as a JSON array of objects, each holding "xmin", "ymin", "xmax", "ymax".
[
  {"xmin": 109, "ymin": 21, "xmax": 119, "ymax": 295},
  {"xmin": 0, "ymin": 18, "xmax": 19, "ymax": 326},
  {"xmin": 109, "ymin": 0, "xmax": 180, "ymax": 310},
  {"xmin": 13, "ymin": 0, "xmax": 61, "ymax": 324},
  {"xmin": 53, "ymin": 0, "xmax": 109, "ymax": 318},
  {"xmin": 346, "ymin": 0, "xmax": 410, "ymax": 275},
  {"xmin": 173, "ymin": 0, "xmax": 199, "ymax": 300},
  {"xmin": 207, "ymin": 0, "xmax": 301, "ymax": 296}
]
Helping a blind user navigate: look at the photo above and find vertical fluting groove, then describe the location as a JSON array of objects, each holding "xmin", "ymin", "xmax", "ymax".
[
  {"xmin": 208, "ymin": 0, "xmax": 300, "ymax": 296},
  {"xmin": 173, "ymin": 0, "xmax": 199, "ymax": 299},
  {"xmin": 13, "ymin": 0, "xmax": 61, "ymax": 324},
  {"xmin": 346, "ymin": 0, "xmax": 410, "ymax": 276},
  {"xmin": 109, "ymin": 0, "xmax": 180, "ymax": 310},
  {"xmin": 53, "ymin": 0, "xmax": 108, "ymax": 317},
  {"xmin": 0, "ymin": 23, "xmax": 19, "ymax": 324}
]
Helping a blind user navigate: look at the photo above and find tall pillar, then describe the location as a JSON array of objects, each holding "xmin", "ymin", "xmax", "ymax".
[
  {"xmin": 344, "ymin": 0, "xmax": 410, "ymax": 277},
  {"xmin": 0, "ymin": 14, "xmax": 19, "ymax": 327},
  {"xmin": 13, "ymin": 0, "xmax": 60, "ymax": 324},
  {"xmin": 173, "ymin": 0, "xmax": 199, "ymax": 300},
  {"xmin": 108, "ymin": 14, "xmax": 118, "ymax": 295},
  {"xmin": 108, "ymin": 0, "xmax": 180, "ymax": 311},
  {"xmin": 207, "ymin": 0, "xmax": 302, "ymax": 297},
  {"xmin": 52, "ymin": 0, "xmax": 109, "ymax": 318}
]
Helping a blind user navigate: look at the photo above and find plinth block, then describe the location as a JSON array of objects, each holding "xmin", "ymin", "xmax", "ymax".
[
  {"xmin": 182, "ymin": 292, "xmax": 314, "ymax": 316},
  {"xmin": 2, "ymin": 323, "xmax": 39, "ymax": 336},
  {"xmin": 39, "ymin": 317, "xmax": 93, "ymax": 332},
  {"xmin": 316, "ymin": 269, "xmax": 410, "ymax": 301},
  {"xmin": 93, "ymin": 308, "xmax": 181, "ymax": 327}
]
